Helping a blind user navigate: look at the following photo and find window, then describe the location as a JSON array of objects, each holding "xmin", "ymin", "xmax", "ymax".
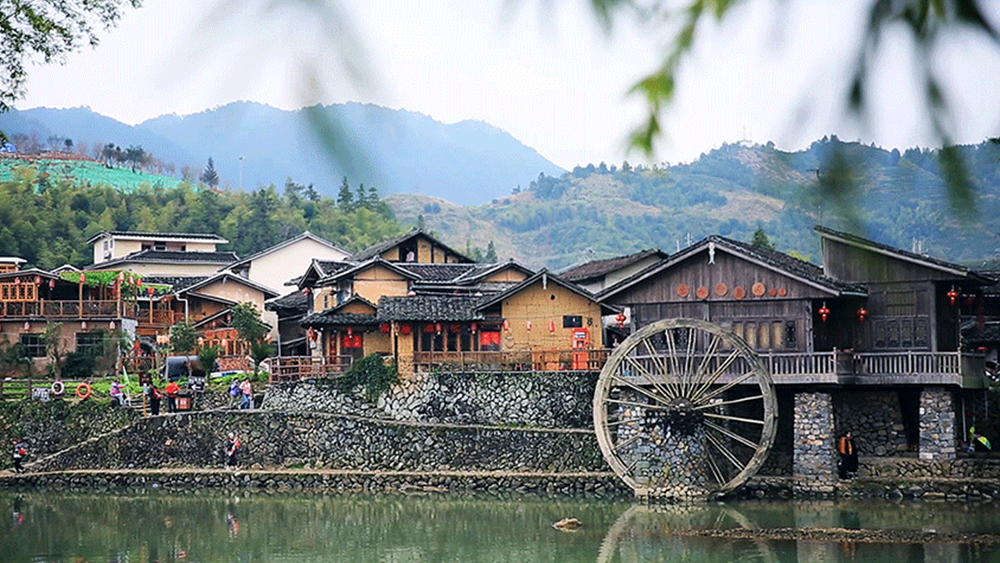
[
  {"xmin": 154, "ymin": 242, "xmax": 167, "ymax": 251},
  {"xmin": 563, "ymin": 315, "xmax": 583, "ymax": 328},
  {"xmin": 19, "ymin": 334, "xmax": 45, "ymax": 358},
  {"xmin": 76, "ymin": 331, "xmax": 105, "ymax": 357}
]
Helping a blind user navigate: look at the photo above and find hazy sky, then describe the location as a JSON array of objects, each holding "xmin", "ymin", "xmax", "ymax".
[{"xmin": 17, "ymin": 0, "xmax": 1000, "ymax": 170}]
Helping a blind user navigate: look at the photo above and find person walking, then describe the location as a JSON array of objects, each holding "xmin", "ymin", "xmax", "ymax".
[
  {"xmin": 164, "ymin": 380, "xmax": 180, "ymax": 413},
  {"xmin": 228, "ymin": 379, "xmax": 241, "ymax": 409},
  {"xmin": 838, "ymin": 431, "xmax": 858, "ymax": 479},
  {"xmin": 11, "ymin": 439, "xmax": 26, "ymax": 474},
  {"xmin": 239, "ymin": 378, "xmax": 252, "ymax": 410},
  {"xmin": 149, "ymin": 383, "xmax": 162, "ymax": 416}
]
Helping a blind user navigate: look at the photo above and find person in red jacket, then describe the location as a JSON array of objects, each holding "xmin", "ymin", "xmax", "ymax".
[{"xmin": 164, "ymin": 380, "xmax": 180, "ymax": 413}]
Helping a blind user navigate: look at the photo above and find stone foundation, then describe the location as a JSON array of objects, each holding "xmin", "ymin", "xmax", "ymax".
[
  {"xmin": 793, "ymin": 392, "xmax": 836, "ymax": 494},
  {"xmin": 919, "ymin": 387, "xmax": 956, "ymax": 460}
]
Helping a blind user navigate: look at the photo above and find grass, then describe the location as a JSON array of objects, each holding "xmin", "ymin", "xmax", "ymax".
[{"xmin": 0, "ymin": 156, "xmax": 182, "ymax": 192}]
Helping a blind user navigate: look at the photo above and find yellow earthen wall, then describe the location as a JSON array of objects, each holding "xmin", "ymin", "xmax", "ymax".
[{"xmin": 500, "ymin": 282, "xmax": 603, "ymax": 350}]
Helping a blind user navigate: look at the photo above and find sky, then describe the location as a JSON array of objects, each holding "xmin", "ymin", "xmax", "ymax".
[{"xmin": 17, "ymin": 0, "xmax": 1000, "ymax": 171}]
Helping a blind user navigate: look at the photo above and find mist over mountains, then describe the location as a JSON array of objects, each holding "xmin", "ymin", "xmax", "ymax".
[{"xmin": 0, "ymin": 102, "xmax": 564, "ymax": 206}]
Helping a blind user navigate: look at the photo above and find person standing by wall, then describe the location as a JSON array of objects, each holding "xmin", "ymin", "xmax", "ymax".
[
  {"xmin": 164, "ymin": 380, "xmax": 180, "ymax": 413},
  {"xmin": 838, "ymin": 431, "xmax": 858, "ymax": 479},
  {"xmin": 11, "ymin": 439, "xmax": 26, "ymax": 473},
  {"xmin": 225, "ymin": 433, "xmax": 240, "ymax": 470}
]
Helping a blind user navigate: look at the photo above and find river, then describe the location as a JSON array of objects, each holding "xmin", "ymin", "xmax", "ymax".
[{"xmin": 1, "ymin": 491, "xmax": 998, "ymax": 562}]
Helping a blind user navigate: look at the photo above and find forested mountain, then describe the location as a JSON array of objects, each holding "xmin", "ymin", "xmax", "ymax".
[
  {"xmin": 0, "ymin": 164, "xmax": 402, "ymax": 269},
  {"xmin": 0, "ymin": 103, "xmax": 563, "ymax": 205},
  {"xmin": 388, "ymin": 137, "xmax": 1000, "ymax": 271}
]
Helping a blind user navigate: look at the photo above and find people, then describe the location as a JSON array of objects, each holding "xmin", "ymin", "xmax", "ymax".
[
  {"xmin": 149, "ymin": 383, "xmax": 162, "ymax": 416},
  {"xmin": 225, "ymin": 433, "xmax": 240, "ymax": 469},
  {"xmin": 11, "ymin": 438, "xmax": 26, "ymax": 473},
  {"xmin": 109, "ymin": 380, "xmax": 124, "ymax": 407},
  {"xmin": 229, "ymin": 379, "xmax": 241, "ymax": 409},
  {"xmin": 164, "ymin": 380, "xmax": 180, "ymax": 413},
  {"xmin": 239, "ymin": 377, "xmax": 252, "ymax": 410},
  {"xmin": 838, "ymin": 431, "xmax": 858, "ymax": 479}
]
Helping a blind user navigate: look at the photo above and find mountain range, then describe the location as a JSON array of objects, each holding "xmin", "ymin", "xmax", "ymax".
[{"xmin": 0, "ymin": 103, "xmax": 563, "ymax": 206}]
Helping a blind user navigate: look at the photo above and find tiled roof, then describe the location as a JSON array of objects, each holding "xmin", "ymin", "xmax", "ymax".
[
  {"xmin": 815, "ymin": 225, "xmax": 994, "ymax": 283},
  {"xmin": 560, "ymin": 249, "xmax": 668, "ymax": 282},
  {"xmin": 300, "ymin": 311, "xmax": 378, "ymax": 327},
  {"xmin": 376, "ymin": 295, "xmax": 483, "ymax": 322},
  {"xmin": 140, "ymin": 276, "xmax": 208, "ymax": 294},
  {"xmin": 86, "ymin": 230, "xmax": 228, "ymax": 244},
  {"xmin": 351, "ymin": 229, "xmax": 473, "ymax": 263},
  {"xmin": 394, "ymin": 263, "xmax": 481, "ymax": 282},
  {"xmin": 93, "ymin": 250, "xmax": 238, "ymax": 269},
  {"xmin": 266, "ymin": 289, "xmax": 309, "ymax": 313}
]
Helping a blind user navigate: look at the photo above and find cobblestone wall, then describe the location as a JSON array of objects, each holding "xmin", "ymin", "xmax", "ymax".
[
  {"xmin": 264, "ymin": 371, "xmax": 597, "ymax": 428},
  {"xmin": 28, "ymin": 411, "xmax": 608, "ymax": 474},
  {"xmin": 793, "ymin": 392, "xmax": 836, "ymax": 493},
  {"xmin": 919, "ymin": 387, "xmax": 956, "ymax": 460},
  {"xmin": 834, "ymin": 390, "xmax": 907, "ymax": 456}
]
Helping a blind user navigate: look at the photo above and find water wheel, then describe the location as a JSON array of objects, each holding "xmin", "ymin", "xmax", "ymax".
[{"xmin": 593, "ymin": 318, "xmax": 777, "ymax": 500}]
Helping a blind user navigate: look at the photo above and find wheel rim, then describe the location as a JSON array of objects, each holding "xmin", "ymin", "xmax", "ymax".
[{"xmin": 593, "ymin": 318, "xmax": 777, "ymax": 499}]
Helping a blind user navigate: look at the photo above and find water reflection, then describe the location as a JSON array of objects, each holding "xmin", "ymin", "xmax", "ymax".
[{"xmin": 0, "ymin": 492, "xmax": 998, "ymax": 562}]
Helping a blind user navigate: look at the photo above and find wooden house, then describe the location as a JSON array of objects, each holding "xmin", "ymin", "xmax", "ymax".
[{"xmin": 597, "ymin": 227, "xmax": 994, "ymax": 470}]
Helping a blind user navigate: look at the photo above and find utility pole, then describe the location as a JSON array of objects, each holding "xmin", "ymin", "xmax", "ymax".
[{"xmin": 238, "ymin": 156, "xmax": 245, "ymax": 190}]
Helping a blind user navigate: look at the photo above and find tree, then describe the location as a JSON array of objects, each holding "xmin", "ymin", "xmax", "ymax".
[
  {"xmin": 337, "ymin": 176, "xmax": 354, "ymax": 211},
  {"xmin": 750, "ymin": 227, "xmax": 775, "ymax": 252},
  {"xmin": 0, "ymin": 0, "xmax": 141, "ymax": 115},
  {"xmin": 200, "ymin": 157, "xmax": 219, "ymax": 188},
  {"xmin": 169, "ymin": 321, "xmax": 198, "ymax": 355},
  {"xmin": 231, "ymin": 302, "xmax": 271, "ymax": 374},
  {"xmin": 484, "ymin": 240, "xmax": 498, "ymax": 263},
  {"xmin": 42, "ymin": 322, "xmax": 64, "ymax": 379}
]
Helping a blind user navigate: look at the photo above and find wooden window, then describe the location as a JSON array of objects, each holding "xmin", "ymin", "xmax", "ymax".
[
  {"xmin": 19, "ymin": 334, "xmax": 45, "ymax": 358},
  {"xmin": 76, "ymin": 331, "xmax": 105, "ymax": 357},
  {"xmin": 758, "ymin": 322, "xmax": 770, "ymax": 349},
  {"xmin": 884, "ymin": 290, "xmax": 916, "ymax": 317}
]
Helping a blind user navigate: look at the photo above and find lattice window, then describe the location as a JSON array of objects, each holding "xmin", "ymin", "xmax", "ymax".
[
  {"xmin": 19, "ymin": 334, "xmax": 45, "ymax": 358},
  {"xmin": 0, "ymin": 283, "xmax": 36, "ymax": 301}
]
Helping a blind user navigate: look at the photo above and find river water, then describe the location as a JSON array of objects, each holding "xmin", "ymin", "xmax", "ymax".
[{"xmin": 1, "ymin": 491, "xmax": 998, "ymax": 562}]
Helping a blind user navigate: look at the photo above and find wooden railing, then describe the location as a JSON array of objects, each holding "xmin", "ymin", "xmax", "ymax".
[
  {"xmin": 413, "ymin": 349, "xmax": 610, "ymax": 372},
  {"xmin": 0, "ymin": 300, "xmax": 138, "ymax": 319},
  {"xmin": 267, "ymin": 355, "xmax": 355, "ymax": 382}
]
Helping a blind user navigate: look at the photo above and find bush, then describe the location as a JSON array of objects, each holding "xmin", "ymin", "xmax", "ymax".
[
  {"xmin": 338, "ymin": 354, "xmax": 399, "ymax": 402},
  {"xmin": 62, "ymin": 352, "xmax": 96, "ymax": 380}
]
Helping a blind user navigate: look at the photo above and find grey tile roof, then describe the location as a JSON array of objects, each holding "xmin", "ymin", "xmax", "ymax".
[
  {"xmin": 300, "ymin": 311, "xmax": 378, "ymax": 327},
  {"xmin": 376, "ymin": 295, "xmax": 484, "ymax": 322},
  {"xmin": 140, "ymin": 276, "xmax": 209, "ymax": 295},
  {"xmin": 394, "ymin": 263, "xmax": 481, "ymax": 281},
  {"xmin": 350, "ymin": 229, "xmax": 473, "ymax": 263},
  {"xmin": 86, "ymin": 230, "xmax": 228, "ymax": 244},
  {"xmin": 266, "ymin": 289, "xmax": 309, "ymax": 313},
  {"xmin": 93, "ymin": 250, "xmax": 238, "ymax": 269},
  {"xmin": 560, "ymin": 249, "xmax": 668, "ymax": 282}
]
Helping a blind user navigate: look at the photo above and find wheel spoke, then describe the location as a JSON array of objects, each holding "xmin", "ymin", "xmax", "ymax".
[
  {"xmin": 705, "ymin": 420, "xmax": 761, "ymax": 450},
  {"xmin": 695, "ymin": 369, "xmax": 758, "ymax": 404},
  {"xmin": 705, "ymin": 430, "xmax": 747, "ymax": 472},
  {"xmin": 623, "ymin": 353, "xmax": 678, "ymax": 401},
  {"xmin": 693, "ymin": 393, "xmax": 764, "ymax": 410},
  {"xmin": 614, "ymin": 432, "xmax": 643, "ymax": 452},
  {"xmin": 638, "ymin": 338, "xmax": 682, "ymax": 399},
  {"xmin": 610, "ymin": 373, "xmax": 672, "ymax": 406},
  {"xmin": 604, "ymin": 416, "xmax": 644, "ymax": 428},
  {"xmin": 606, "ymin": 397, "xmax": 674, "ymax": 411},
  {"xmin": 705, "ymin": 453, "xmax": 726, "ymax": 487},
  {"xmin": 703, "ymin": 412, "xmax": 766, "ymax": 426},
  {"xmin": 690, "ymin": 349, "xmax": 743, "ymax": 404},
  {"xmin": 691, "ymin": 334, "xmax": 723, "ymax": 390},
  {"xmin": 681, "ymin": 327, "xmax": 698, "ymax": 397}
]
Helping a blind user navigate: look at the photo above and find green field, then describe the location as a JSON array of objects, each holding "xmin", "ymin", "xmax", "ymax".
[{"xmin": 0, "ymin": 157, "xmax": 181, "ymax": 191}]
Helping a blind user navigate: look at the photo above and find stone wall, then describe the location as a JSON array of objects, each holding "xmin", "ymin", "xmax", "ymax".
[
  {"xmin": 0, "ymin": 398, "xmax": 138, "ymax": 463},
  {"xmin": 264, "ymin": 371, "xmax": 597, "ymax": 428},
  {"xmin": 834, "ymin": 390, "xmax": 907, "ymax": 456},
  {"xmin": 793, "ymin": 392, "xmax": 836, "ymax": 493},
  {"xmin": 2, "ymin": 469, "xmax": 631, "ymax": 499},
  {"xmin": 919, "ymin": 387, "xmax": 956, "ymax": 460},
  {"xmin": 29, "ymin": 411, "xmax": 608, "ymax": 474}
]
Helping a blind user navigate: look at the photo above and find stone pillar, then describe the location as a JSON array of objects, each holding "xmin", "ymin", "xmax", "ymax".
[
  {"xmin": 919, "ymin": 387, "xmax": 956, "ymax": 460},
  {"xmin": 793, "ymin": 391, "xmax": 836, "ymax": 494}
]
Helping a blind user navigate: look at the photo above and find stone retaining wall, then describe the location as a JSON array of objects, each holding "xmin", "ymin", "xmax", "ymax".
[
  {"xmin": 0, "ymin": 469, "xmax": 630, "ymax": 499},
  {"xmin": 28, "ymin": 411, "xmax": 608, "ymax": 474},
  {"xmin": 834, "ymin": 390, "xmax": 907, "ymax": 455},
  {"xmin": 264, "ymin": 371, "xmax": 597, "ymax": 428}
]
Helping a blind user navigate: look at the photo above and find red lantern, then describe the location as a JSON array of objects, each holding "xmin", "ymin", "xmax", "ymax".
[
  {"xmin": 147, "ymin": 286, "xmax": 154, "ymax": 296},
  {"xmin": 615, "ymin": 313, "xmax": 626, "ymax": 327},
  {"xmin": 470, "ymin": 322, "xmax": 477, "ymax": 333},
  {"xmin": 948, "ymin": 287, "xmax": 959, "ymax": 305},
  {"xmin": 34, "ymin": 275, "xmax": 40, "ymax": 285},
  {"xmin": 136, "ymin": 278, "xmax": 142, "ymax": 287},
  {"xmin": 380, "ymin": 323, "xmax": 390, "ymax": 333},
  {"xmin": 548, "ymin": 320, "xmax": 555, "ymax": 333},
  {"xmin": 818, "ymin": 303, "xmax": 830, "ymax": 322},
  {"xmin": 13, "ymin": 278, "xmax": 19, "ymax": 285},
  {"xmin": 307, "ymin": 327, "xmax": 317, "ymax": 341},
  {"xmin": 502, "ymin": 319, "xmax": 510, "ymax": 332},
  {"xmin": 79, "ymin": 273, "xmax": 86, "ymax": 284},
  {"xmin": 48, "ymin": 278, "xmax": 55, "ymax": 289},
  {"xmin": 857, "ymin": 307, "xmax": 868, "ymax": 323},
  {"xmin": 435, "ymin": 323, "xmax": 442, "ymax": 334},
  {"xmin": 526, "ymin": 320, "xmax": 532, "ymax": 331}
]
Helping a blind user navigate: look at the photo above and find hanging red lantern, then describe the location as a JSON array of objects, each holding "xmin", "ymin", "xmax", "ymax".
[
  {"xmin": 948, "ymin": 287, "xmax": 959, "ymax": 305},
  {"xmin": 526, "ymin": 320, "xmax": 532, "ymax": 331},
  {"xmin": 147, "ymin": 286, "xmax": 154, "ymax": 296},
  {"xmin": 13, "ymin": 278, "xmax": 19, "ymax": 285},
  {"xmin": 307, "ymin": 327, "xmax": 317, "ymax": 341},
  {"xmin": 857, "ymin": 307, "xmax": 868, "ymax": 323},
  {"xmin": 34, "ymin": 275, "xmax": 40, "ymax": 285},
  {"xmin": 502, "ymin": 319, "xmax": 510, "ymax": 332},
  {"xmin": 79, "ymin": 273, "xmax": 86, "ymax": 284},
  {"xmin": 548, "ymin": 320, "xmax": 555, "ymax": 333},
  {"xmin": 470, "ymin": 322, "xmax": 477, "ymax": 333},
  {"xmin": 48, "ymin": 278, "xmax": 55, "ymax": 289},
  {"xmin": 435, "ymin": 323, "xmax": 442, "ymax": 334},
  {"xmin": 818, "ymin": 303, "xmax": 830, "ymax": 322},
  {"xmin": 136, "ymin": 278, "xmax": 142, "ymax": 287},
  {"xmin": 347, "ymin": 327, "xmax": 353, "ymax": 337},
  {"xmin": 615, "ymin": 313, "xmax": 626, "ymax": 327},
  {"xmin": 380, "ymin": 323, "xmax": 390, "ymax": 333}
]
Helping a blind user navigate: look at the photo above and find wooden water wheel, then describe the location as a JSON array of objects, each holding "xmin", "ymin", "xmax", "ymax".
[{"xmin": 593, "ymin": 318, "xmax": 777, "ymax": 500}]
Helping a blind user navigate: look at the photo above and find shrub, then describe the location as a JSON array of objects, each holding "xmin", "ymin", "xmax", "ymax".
[{"xmin": 338, "ymin": 354, "xmax": 399, "ymax": 402}]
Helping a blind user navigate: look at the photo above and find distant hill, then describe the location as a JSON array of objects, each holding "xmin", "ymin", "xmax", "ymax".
[
  {"xmin": 0, "ymin": 102, "xmax": 564, "ymax": 205},
  {"xmin": 388, "ymin": 137, "xmax": 1000, "ymax": 271}
]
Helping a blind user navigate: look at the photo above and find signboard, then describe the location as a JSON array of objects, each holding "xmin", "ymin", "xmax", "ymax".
[
  {"xmin": 31, "ymin": 387, "xmax": 51, "ymax": 402},
  {"xmin": 188, "ymin": 375, "xmax": 206, "ymax": 393}
]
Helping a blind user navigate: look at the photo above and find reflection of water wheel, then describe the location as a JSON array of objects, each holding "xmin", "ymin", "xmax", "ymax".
[
  {"xmin": 593, "ymin": 318, "xmax": 777, "ymax": 500},
  {"xmin": 596, "ymin": 504, "xmax": 778, "ymax": 563}
]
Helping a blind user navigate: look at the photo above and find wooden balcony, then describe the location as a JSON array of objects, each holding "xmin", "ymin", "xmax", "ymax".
[
  {"xmin": 0, "ymin": 300, "xmax": 137, "ymax": 320},
  {"xmin": 267, "ymin": 355, "xmax": 355, "ymax": 383}
]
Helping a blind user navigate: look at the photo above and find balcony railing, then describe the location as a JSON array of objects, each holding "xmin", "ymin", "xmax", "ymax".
[
  {"xmin": 0, "ymin": 300, "xmax": 137, "ymax": 320},
  {"xmin": 267, "ymin": 355, "xmax": 355, "ymax": 383},
  {"xmin": 413, "ymin": 349, "xmax": 610, "ymax": 372}
]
